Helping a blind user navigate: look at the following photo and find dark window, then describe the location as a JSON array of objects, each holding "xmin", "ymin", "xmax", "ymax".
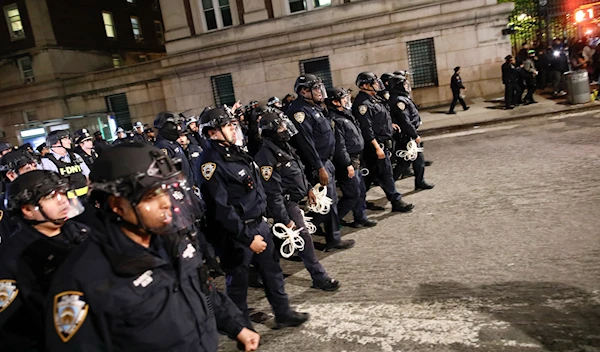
[
  {"xmin": 289, "ymin": 0, "xmax": 306, "ymax": 13},
  {"xmin": 154, "ymin": 21, "xmax": 164, "ymax": 44},
  {"xmin": 106, "ymin": 93, "xmax": 132, "ymax": 130},
  {"xmin": 211, "ymin": 74, "xmax": 236, "ymax": 106},
  {"xmin": 407, "ymin": 38, "xmax": 438, "ymax": 88},
  {"xmin": 299, "ymin": 56, "xmax": 333, "ymax": 89},
  {"xmin": 18, "ymin": 57, "xmax": 34, "ymax": 84},
  {"xmin": 220, "ymin": 0, "xmax": 232, "ymax": 27},
  {"xmin": 202, "ymin": 0, "xmax": 217, "ymax": 30}
]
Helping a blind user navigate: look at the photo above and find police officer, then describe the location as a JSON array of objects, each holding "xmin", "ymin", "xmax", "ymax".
[
  {"xmin": 36, "ymin": 142, "xmax": 49, "ymax": 156},
  {"xmin": 267, "ymin": 96, "xmax": 283, "ymax": 110},
  {"xmin": 112, "ymin": 126, "xmax": 130, "ymax": 145},
  {"xmin": 254, "ymin": 111, "xmax": 341, "ymax": 291},
  {"xmin": 186, "ymin": 116, "xmax": 206, "ymax": 147},
  {"xmin": 326, "ymin": 87, "xmax": 377, "ymax": 228},
  {"xmin": 198, "ymin": 107, "xmax": 309, "ymax": 329},
  {"xmin": 388, "ymin": 75, "xmax": 435, "ymax": 191},
  {"xmin": 145, "ymin": 127, "xmax": 157, "ymax": 144},
  {"xmin": 92, "ymin": 131, "xmax": 110, "ymax": 153},
  {"xmin": 132, "ymin": 121, "xmax": 149, "ymax": 144},
  {"xmin": 178, "ymin": 132, "xmax": 203, "ymax": 187},
  {"xmin": 0, "ymin": 141, "xmax": 14, "ymax": 158},
  {"xmin": 73, "ymin": 128, "xmax": 98, "ymax": 168},
  {"xmin": 0, "ymin": 148, "xmax": 39, "ymax": 246},
  {"xmin": 447, "ymin": 66, "xmax": 470, "ymax": 114},
  {"xmin": 352, "ymin": 72, "xmax": 414, "ymax": 212},
  {"xmin": 502, "ymin": 55, "xmax": 521, "ymax": 109},
  {"xmin": 154, "ymin": 111, "xmax": 194, "ymax": 187},
  {"xmin": 287, "ymin": 74, "xmax": 355, "ymax": 250},
  {"xmin": 0, "ymin": 170, "xmax": 88, "ymax": 351},
  {"xmin": 44, "ymin": 144, "xmax": 259, "ymax": 351},
  {"xmin": 379, "ymin": 72, "xmax": 394, "ymax": 102},
  {"xmin": 39, "ymin": 130, "xmax": 90, "ymax": 199}
]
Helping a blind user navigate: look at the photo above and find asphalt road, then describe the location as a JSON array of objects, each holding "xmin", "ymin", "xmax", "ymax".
[{"xmin": 219, "ymin": 111, "xmax": 600, "ymax": 352}]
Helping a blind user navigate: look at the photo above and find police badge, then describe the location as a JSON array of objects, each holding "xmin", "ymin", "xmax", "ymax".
[
  {"xmin": 201, "ymin": 162, "xmax": 216, "ymax": 181},
  {"xmin": 0, "ymin": 279, "xmax": 18, "ymax": 313},
  {"xmin": 358, "ymin": 105, "xmax": 368, "ymax": 115},
  {"xmin": 261, "ymin": 166, "xmax": 273, "ymax": 181},
  {"xmin": 294, "ymin": 112, "xmax": 305, "ymax": 123},
  {"xmin": 53, "ymin": 291, "xmax": 89, "ymax": 342}
]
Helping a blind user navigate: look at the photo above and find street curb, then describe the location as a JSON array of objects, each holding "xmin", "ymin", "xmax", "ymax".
[{"xmin": 419, "ymin": 102, "xmax": 600, "ymax": 136}]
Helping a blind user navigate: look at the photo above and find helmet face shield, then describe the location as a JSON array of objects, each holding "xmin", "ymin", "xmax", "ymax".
[
  {"xmin": 279, "ymin": 117, "xmax": 298, "ymax": 139},
  {"xmin": 311, "ymin": 82, "xmax": 328, "ymax": 102},
  {"xmin": 135, "ymin": 179, "xmax": 197, "ymax": 235},
  {"xmin": 373, "ymin": 78, "xmax": 385, "ymax": 92}
]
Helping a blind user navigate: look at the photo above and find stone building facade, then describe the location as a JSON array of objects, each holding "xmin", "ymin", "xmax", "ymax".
[{"xmin": 0, "ymin": 0, "xmax": 514, "ymax": 146}]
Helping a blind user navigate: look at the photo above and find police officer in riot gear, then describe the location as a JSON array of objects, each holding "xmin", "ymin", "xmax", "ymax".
[
  {"xmin": 254, "ymin": 111, "xmax": 341, "ymax": 291},
  {"xmin": 0, "ymin": 170, "xmax": 88, "ymax": 351},
  {"xmin": 352, "ymin": 72, "xmax": 414, "ymax": 212},
  {"xmin": 388, "ymin": 75, "xmax": 435, "ymax": 190},
  {"xmin": 378, "ymin": 72, "xmax": 394, "ymax": 102},
  {"xmin": 198, "ymin": 107, "xmax": 309, "ymax": 329},
  {"xmin": 43, "ymin": 144, "xmax": 259, "ymax": 351},
  {"xmin": 178, "ymin": 132, "xmax": 203, "ymax": 187},
  {"xmin": 73, "ymin": 129, "xmax": 98, "ymax": 168},
  {"xmin": 327, "ymin": 87, "xmax": 377, "ymax": 228},
  {"xmin": 92, "ymin": 131, "xmax": 110, "ymax": 153},
  {"xmin": 0, "ymin": 141, "xmax": 14, "ymax": 157},
  {"xmin": 287, "ymin": 74, "xmax": 355, "ymax": 250},
  {"xmin": 0, "ymin": 148, "xmax": 39, "ymax": 246},
  {"xmin": 154, "ymin": 111, "xmax": 194, "ymax": 187},
  {"xmin": 39, "ymin": 130, "xmax": 90, "ymax": 199},
  {"xmin": 267, "ymin": 96, "xmax": 283, "ymax": 110}
]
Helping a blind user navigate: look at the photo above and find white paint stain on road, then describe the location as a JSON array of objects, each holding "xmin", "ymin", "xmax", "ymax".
[
  {"xmin": 425, "ymin": 125, "xmax": 519, "ymax": 141},
  {"xmin": 296, "ymin": 302, "xmax": 543, "ymax": 352}
]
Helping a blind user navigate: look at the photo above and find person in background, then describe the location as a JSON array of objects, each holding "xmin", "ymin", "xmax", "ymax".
[{"xmin": 447, "ymin": 66, "xmax": 470, "ymax": 114}]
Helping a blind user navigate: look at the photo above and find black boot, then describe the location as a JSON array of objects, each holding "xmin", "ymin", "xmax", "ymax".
[
  {"xmin": 392, "ymin": 199, "xmax": 414, "ymax": 212},
  {"xmin": 312, "ymin": 278, "xmax": 340, "ymax": 291},
  {"xmin": 325, "ymin": 239, "xmax": 355, "ymax": 252},
  {"xmin": 274, "ymin": 311, "xmax": 310, "ymax": 329},
  {"xmin": 415, "ymin": 182, "xmax": 435, "ymax": 191}
]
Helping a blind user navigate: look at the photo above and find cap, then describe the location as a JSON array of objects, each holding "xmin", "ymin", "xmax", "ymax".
[
  {"xmin": 134, "ymin": 121, "xmax": 144, "ymax": 128},
  {"xmin": 116, "ymin": 127, "xmax": 125, "ymax": 133},
  {"xmin": 73, "ymin": 128, "xmax": 93, "ymax": 144},
  {"xmin": 505, "ymin": 55, "xmax": 513, "ymax": 60},
  {"xmin": 454, "ymin": 66, "xmax": 461, "ymax": 72}
]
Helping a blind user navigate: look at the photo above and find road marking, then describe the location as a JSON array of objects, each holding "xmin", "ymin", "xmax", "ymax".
[{"xmin": 425, "ymin": 125, "xmax": 519, "ymax": 141}]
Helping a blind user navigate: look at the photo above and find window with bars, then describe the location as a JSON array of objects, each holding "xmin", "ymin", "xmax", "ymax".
[
  {"xmin": 4, "ymin": 3, "xmax": 25, "ymax": 40},
  {"xmin": 130, "ymin": 16, "xmax": 143, "ymax": 41},
  {"xmin": 154, "ymin": 20, "xmax": 164, "ymax": 44},
  {"xmin": 407, "ymin": 38, "xmax": 438, "ymax": 88},
  {"xmin": 288, "ymin": 0, "xmax": 331, "ymax": 13},
  {"xmin": 202, "ymin": 0, "xmax": 232, "ymax": 31},
  {"xmin": 299, "ymin": 56, "xmax": 333, "ymax": 89},
  {"xmin": 211, "ymin": 74, "xmax": 236, "ymax": 106},
  {"xmin": 18, "ymin": 57, "xmax": 34, "ymax": 84},
  {"xmin": 112, "ymin": 55, "xmax": 121, "ymax": 68},
  {"xmin": 102, "ymin": 12, "xmax": 116, "ymax": 38}
]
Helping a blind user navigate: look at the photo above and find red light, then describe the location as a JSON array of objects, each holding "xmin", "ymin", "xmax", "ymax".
[{"xmin": 576, "ymin": 10, "xmax": 586, "ymax": 22}]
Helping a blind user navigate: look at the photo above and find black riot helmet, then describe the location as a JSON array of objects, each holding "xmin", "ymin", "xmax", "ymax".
[
  {"xmin": 259, "ymin": 110, "xmax": 298, "ymax": 143},
  {"xmin": 0, "ymin": 148, "xmax": 38, "ymax": 175},
  {"xmin": 6, "ymin": 170, "xmax": 82, "ymax": 224},
  {"xmin": 46, "ymin": 130, "xmax": 72, "ymax": 149},
  {"xmin": 90, "ymin": 143, "xmax": 195, "ymax": 235},
  {"xmin": 380, "ymin": 73, "xmax": 394, "ymax": 90},
  {"xmin": 154, "ymin": 111, "xmax": 178, "ymax": 129},
  {"xmin": 267, "ymin": 96, "xmax": 282, "ymax": 109},
  {"xmin": 388, "ymin": 74, "xmax": 410, "ymax": 94},
  {"xmin": 325, "ymin": 87, "xmax": 352, "ymax": 110},
  {"xmin": 0, "ymin": 141, "xmax": 13, "ymax": 155},
  {"xmin": 356, "ymin": 72, "xmax": 385, "ymax": 92},
  {"xmin": 199, "ymin": 107, "xmax": 236, "ymax": 137},
  {"xmin": 294, "ymin": 74, "xmax": 328, "ymax": 102}
]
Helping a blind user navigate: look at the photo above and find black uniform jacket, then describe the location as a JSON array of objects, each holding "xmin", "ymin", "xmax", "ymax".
[
  {"xmin": 45, "ymin": 217, "xmax": 247, "ymax": 352},
  {"xmin": 0, "ymin": 220, "xmax": 89, "ymax": 351},
  {"xmin": 254, "ymin": 139, "xmax": 310, "ymax": 225}
]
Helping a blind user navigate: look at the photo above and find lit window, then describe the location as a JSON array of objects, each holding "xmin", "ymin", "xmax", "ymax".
[
  {"xmin": 112, "ymin": 55, "xmax": 121, "ymax": 68},
  {"xmin": 127, "ymin": 0, "xmax": 134, "ymax": 3},
  {"xmin": 138, "ymin": 54, "xmax": 147, "ymax": 62},
  {"xmin": 4, "ymin": 4, "xmax": 25, "ymax": 40},
  {"xmin": 102, "ymin": 12, "xmax": 116, "ymax": 38},
  {"xmin": 18, "ymin": 57, "xmax": 34, "ymax": 84},
  {"xmin": 201, "ymin": 0, "xmax": 232, "ymax": 31},
  {"xmin": 154, "ymin": 20, "xmax": 164, "ymax": 44},
  {"xmin": 131, "ymin": 16, "xmax": 143, "ymax": 41},
  {"xmin": 289, "ymin": 0, "xmax": 330, "ymax": 13}
]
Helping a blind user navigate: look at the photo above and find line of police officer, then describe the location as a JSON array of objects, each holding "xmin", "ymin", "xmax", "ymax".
[{"xmin": 0, "ymin": 70, "xmax": 434, "ymax": 352}]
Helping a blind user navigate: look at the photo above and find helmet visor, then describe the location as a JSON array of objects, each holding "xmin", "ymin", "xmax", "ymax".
[{"xmin": 311, "ymin": 83, "xmax": 328, "ymax": 102}]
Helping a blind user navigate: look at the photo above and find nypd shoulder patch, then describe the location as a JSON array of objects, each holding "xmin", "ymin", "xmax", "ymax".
[
  {"xmin": 0, "ymin": 210, "xmax": 3, "ymax": 222},
  {"xmin": 161, "ymin": 148, "xmax": 169, "ymax": 156},
  {"xmin": 261, "ymin": 166, "xmax": 273, "ymax": 181},
  {"xmin": 201, "ymin": 162, "xmax": 216, "ymax": 181},
  {"xmin": 0, "ymin": 279, "xmax": 18, "ymax": 313},
  {"xmin": 358, "ymin": 105, "xmax": 368, "ymax": 115},
  {"xmin": 294, "ymin": 112, "xmax": 305, "ymax": 123},
  {"xmin": 397, "ymin": 102, "xmax": 406, "ymax": 110},
  {"xmin": 383, "ymin": 92, "xmax": 390, "ymax": 100},
  {"xmin": 53, "ymin": 291, "xmax": 88, "ymax": 343}
]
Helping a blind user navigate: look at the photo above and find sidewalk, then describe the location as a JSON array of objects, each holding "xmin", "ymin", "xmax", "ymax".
[{"xmin": 418, "ymin": 89, "xmax": 600, "ymax": 135}]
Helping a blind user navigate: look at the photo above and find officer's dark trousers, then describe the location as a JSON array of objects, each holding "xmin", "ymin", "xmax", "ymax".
[
  {"xmin": 448, "ymin": 90, "xmax": 467, "ymax": 113},
  {"xmin": 309, "ymin": 159, "xmax": 342, "ymax": 246},
  {"xmin": 286, "ymin": 201, "xmax": 329, "ymax": 283},
  {"xmin": 552, "ymin": 70, "xmax": 563, "ymax": 93},
  {"xmin": 225, "ymin": 221, "xmax": 291, "ymax": 324},
  {"xmin": 524, "ymin": 78, "xmax": 536, "ymax": 103},
  {"xmin": 504, "ymin": 82, "xmax": 516, "ymax": 107},
  {"xmin": 337, "ymin": 171, "xmax": 367, "ymax": 222},
  {"xmin": 364, "ymin": 144, "xmax": 402, "ymax": 202},
  {"xmin": 394, "ymin": 150, "xmax": 426, "ymax": 188}
]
